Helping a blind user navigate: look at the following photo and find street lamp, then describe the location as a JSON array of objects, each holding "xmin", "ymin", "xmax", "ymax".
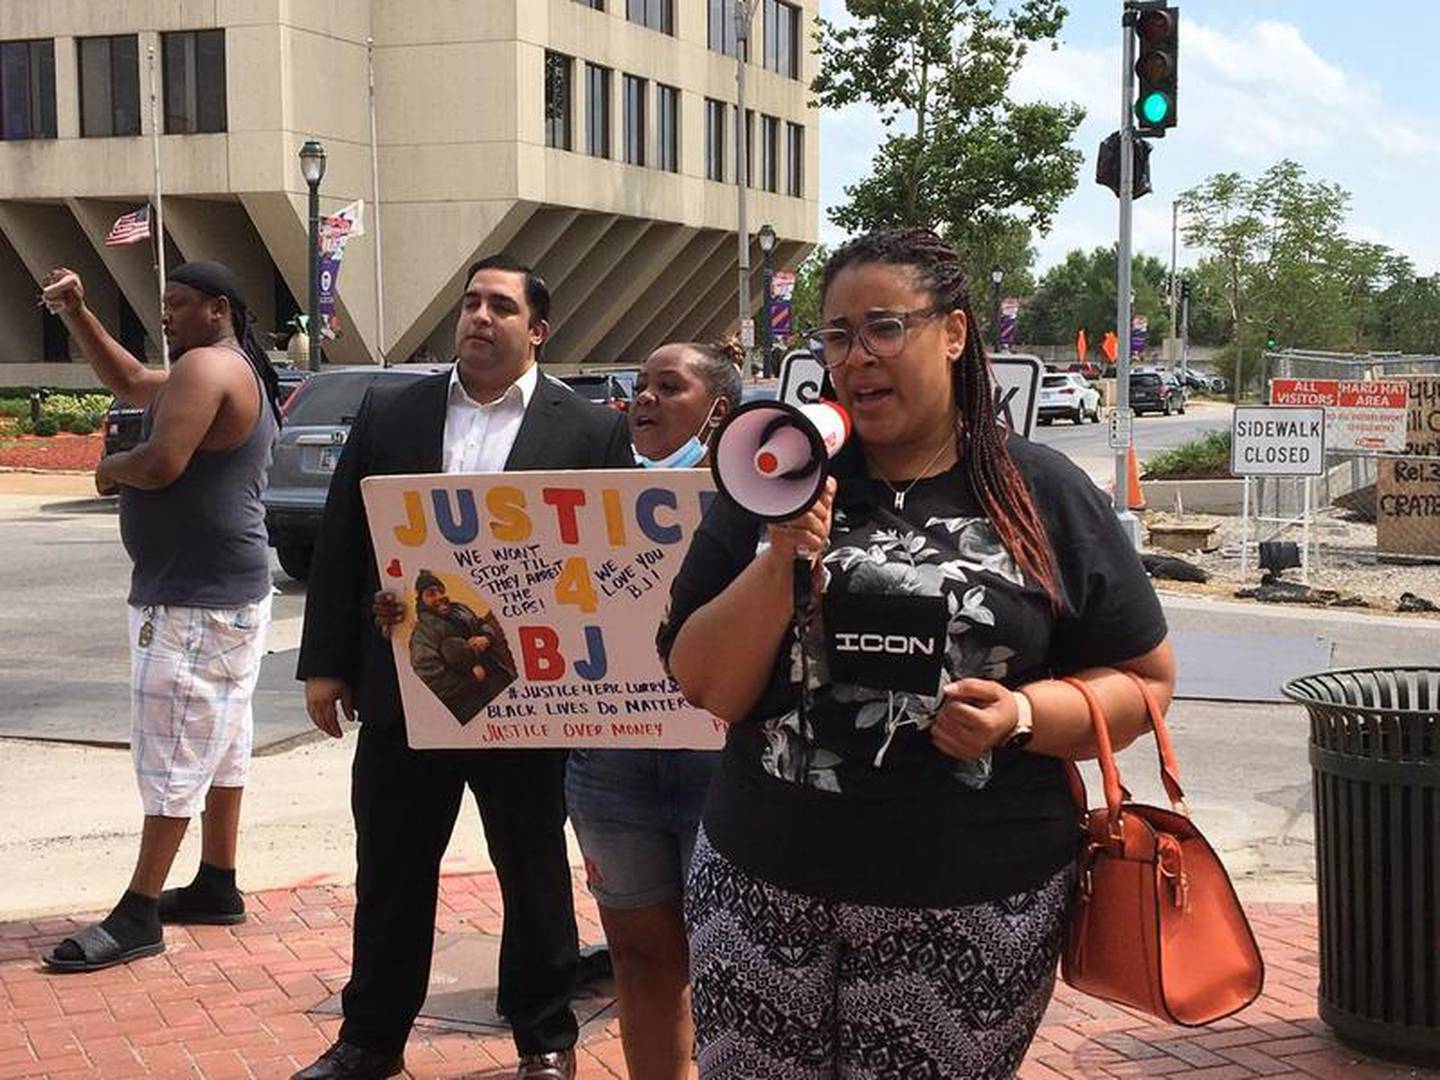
[
  {"xmin": 990, "ymin": 266, "xmax": 1004, "ymax": 353},
  {"xmin": 298, "ymin": 139, "xmax": 327, "ymax": 372},
  {"xmin": 757, "ymin": 223, "xmax": 777, "ymax": 376}
]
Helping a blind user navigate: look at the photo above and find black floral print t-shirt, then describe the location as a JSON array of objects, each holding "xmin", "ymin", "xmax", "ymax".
[{"xmin": 660, "ymin": 435, "xmax": 1168, "ymax": 907}]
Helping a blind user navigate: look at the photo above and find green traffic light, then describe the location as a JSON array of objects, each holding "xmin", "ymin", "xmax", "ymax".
[{"xmin": 1140, "ymin": 92, "xmax": 1170, "ymax": 124}]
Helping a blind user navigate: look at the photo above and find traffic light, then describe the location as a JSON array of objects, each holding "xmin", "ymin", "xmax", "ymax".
[
  {"xmin": 1131, "ymin": 4, "xmax": 1178, "ymax": 137},
  {"xmin": 1265, "ymin": 331, "xmax": 1278, "ymax": 351},
  {"xmin": 1096, "ymin": 131, "xmax": 1152, "ymax": 199}
]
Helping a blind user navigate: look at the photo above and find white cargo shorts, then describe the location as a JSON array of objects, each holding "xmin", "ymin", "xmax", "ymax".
[{"xmin": 128, "ymin": 595, "xmax": 271, "ymax": 817}]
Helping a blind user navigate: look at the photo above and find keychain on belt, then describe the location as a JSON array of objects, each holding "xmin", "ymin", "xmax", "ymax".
[{"xmin": 138, "ymin": 606, "xmax": 156, "ymax": 648}]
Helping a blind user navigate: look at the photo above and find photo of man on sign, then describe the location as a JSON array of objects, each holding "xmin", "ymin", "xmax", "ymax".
[{"xmin": 408, "ymin": 569, "xmax": 517, "ymax": 724}]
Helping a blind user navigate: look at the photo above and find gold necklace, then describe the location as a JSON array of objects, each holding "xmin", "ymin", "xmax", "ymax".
[{"xmin": 876, "ymin": 439, "xmax": 954, "ymax": 512}]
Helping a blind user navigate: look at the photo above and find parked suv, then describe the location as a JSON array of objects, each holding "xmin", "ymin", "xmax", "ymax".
[
  {"xmin": 1129, "ymin": 369, "xmax": 1183, "ymax": 416},
  {"xmin": 1037, "ymin": 373, "xmax": 1101, "ymax": 425},
  {"xmin": 560, "ymin": 372, "xmax": 632, "ymax": 411},
  {"xmin": 263, "ymin": 365, "xmax": 447, "ymax": 580}
]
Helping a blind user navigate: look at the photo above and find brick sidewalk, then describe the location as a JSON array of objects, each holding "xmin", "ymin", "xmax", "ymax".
[{"xmin": 0, "ymin": 876, "xmax": 1433, "ymax": 1079}]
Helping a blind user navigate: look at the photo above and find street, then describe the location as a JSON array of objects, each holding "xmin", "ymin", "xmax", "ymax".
[
  {"xmin": 3, "ymin": 462, "xmax": 1437, "ymax": 921},
  {"xmin": 1031, "ymin": 397, "xmax": 1231, "ymax": 479}
]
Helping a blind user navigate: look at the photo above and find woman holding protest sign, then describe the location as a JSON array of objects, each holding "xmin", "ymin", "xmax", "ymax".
[
  {"xmin": 563, "ymin": 339, "xmax": 742, "ymax": 1080},
  {"xmin": 661, "ymin": 229, "xmax": 1176, "ymax": 1078}
]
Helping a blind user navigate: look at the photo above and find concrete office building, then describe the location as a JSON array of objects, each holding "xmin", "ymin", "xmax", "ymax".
[{"xmin": 0, "ymin": 0, "xmax": 818, "ymax": 385}]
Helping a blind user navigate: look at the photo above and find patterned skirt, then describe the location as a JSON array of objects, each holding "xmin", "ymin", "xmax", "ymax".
[{"xmin": 684, "ymin": 828, "xmax": 1073, "ymax": 1079}]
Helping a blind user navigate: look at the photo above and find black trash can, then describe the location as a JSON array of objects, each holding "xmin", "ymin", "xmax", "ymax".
[{"xmin": 1283, "ymin": 667, "xmax": 1440, "ymax": 1065}]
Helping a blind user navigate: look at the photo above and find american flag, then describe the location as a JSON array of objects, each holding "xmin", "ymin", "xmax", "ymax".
[{"xmin": 105, "ymin": 205, "xmax": 151, "ymax": 246}]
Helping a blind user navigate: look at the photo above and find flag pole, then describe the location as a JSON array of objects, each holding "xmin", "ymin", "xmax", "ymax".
[
  {"xmin": 147, "ymin": 43, "xmax": 169, "ymax": 371},
  {"xmin": 367, "ymin": 37, "xmax": 387, "ymax": 367}
]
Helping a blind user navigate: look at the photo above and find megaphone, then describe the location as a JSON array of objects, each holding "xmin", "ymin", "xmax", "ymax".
[{"xmin": 710, "ymin": 399, "xmax": 850, "ymax": 521}]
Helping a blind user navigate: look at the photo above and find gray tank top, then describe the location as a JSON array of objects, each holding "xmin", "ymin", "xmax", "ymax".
[{"xmin": 119, "ymin": 345, "xmax": 278, "ymax": 608}]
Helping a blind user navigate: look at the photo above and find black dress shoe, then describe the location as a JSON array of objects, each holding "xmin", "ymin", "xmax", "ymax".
[
  {"xmin": 291, "ymin": 1040, "xmax": 404, "ymax": 1080},
  {"xmin": 516, "ymin": 1049, "xmax": 575, "ymax": 1079}
]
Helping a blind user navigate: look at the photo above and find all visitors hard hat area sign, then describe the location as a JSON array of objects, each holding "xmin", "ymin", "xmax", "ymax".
[
  {"xmin": 1230, "ymin": 406, "xmax": 1326, "ymax": 477},
  {"xmin": 1269, "ymin": 378, "xmax": 1409, "ymax": 453}
]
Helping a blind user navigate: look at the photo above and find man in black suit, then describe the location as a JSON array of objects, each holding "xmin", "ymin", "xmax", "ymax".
[{"xmin": 293, "ymin": 256, "xmax": 632, "ymax": 1080}]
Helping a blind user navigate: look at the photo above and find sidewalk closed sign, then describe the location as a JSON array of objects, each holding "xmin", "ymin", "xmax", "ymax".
[{"xmin": 1230, "ymin": 406, "xmax": 1326, "ymax": 476}]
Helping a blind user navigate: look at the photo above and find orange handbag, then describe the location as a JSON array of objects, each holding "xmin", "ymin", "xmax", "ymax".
[{"xmin": 1059, "ymin": 672, "xmax": 1265, "ymax": 1026}]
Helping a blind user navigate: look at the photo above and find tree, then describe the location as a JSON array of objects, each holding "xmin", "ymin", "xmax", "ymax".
[
  {"xmin": 813, "ymin": 1, "xmax": 1084, "ymax": 267},
  {"xmin": 1179, "ymin": 160, "xmax": 1361, "ymax": 396},
  {"xmin": 1020, "ymin": 246, "xmax": 1170, "ymax": 347},
  {"xmin": 787, "ymin": 244, "xmax": 829, "ymax": 341}
]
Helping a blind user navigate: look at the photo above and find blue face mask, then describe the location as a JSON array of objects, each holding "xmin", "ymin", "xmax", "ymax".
[{"xmin": 634, "ymin": 401, "xmax": 720, "ymax": 470}]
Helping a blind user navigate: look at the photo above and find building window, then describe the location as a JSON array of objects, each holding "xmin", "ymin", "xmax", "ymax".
[
  {"xmin": 708, "ymin": 0, "xmax": 746, "ymax": 58},
  {"xmin": 545, "ymin": 51, "xmax": 573, "ymax": 150},
  {"xmin": 575, "ymin": 0, "xmax": 605, "ymax": 9},
  {"xmin": 744, "ymin": 108, "xmax": 755, "ymax": 188},
  {"xmin": 704, "ymin": 97, "xmax": 725, "ymax": 181},
  {"xmin": 0, "ymin": 39, "xmax": 56, "ymax": 140},
  {"xmin": 161, "ymin": 30, "xmax": 226, "ymax": 134},
  {"xmin": 586, "ymin": 63, "xmax": 611, "ymax": 158},
  {"xmin": 786, "ymin": 121, "xmax": 803, "ymax": 196},
  {"xmin": 656, "ymin": 84, "xmax": 679, "ymax": 173},
  {"xmin": 763, "ymin": 0, "xmax": 801, "ymax": 79},
  {"xmin": 761, "ymin": 114, "xmax": 780, "ymax": 192},
  {"xmin": 627, "ymin": 0, "xmax": 674, "ymax": 34},
  {"xmin": 623, "ymin": 74, "xmax": 647, "ymax": 166},
  {"xmin": 79, "ymin": 35, "xmax": 140, "ymax": 137}
]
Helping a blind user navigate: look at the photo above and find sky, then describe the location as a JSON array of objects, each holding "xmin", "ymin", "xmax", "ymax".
[{"xmin": 815, "ymin": 1, "xmax": 1440, "ymax": 277}]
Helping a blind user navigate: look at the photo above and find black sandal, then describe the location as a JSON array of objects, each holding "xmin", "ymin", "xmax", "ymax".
[
  {"xmin": 42, "ymin": 923, "xmax": 164, "ymax": 973},
  {"xmin": 157, "ymin": 888, "xmax": 246, "ymax": 926}
]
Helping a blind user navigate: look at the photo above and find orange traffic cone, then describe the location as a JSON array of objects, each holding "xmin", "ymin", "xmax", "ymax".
[{"xmin": 1126, "ymin": 447, "xmax": 1146, "ymax": 511}]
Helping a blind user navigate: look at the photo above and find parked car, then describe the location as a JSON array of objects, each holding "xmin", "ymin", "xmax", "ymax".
[
  {"xmin": 560, "ymin": 372, "xmax": 631, "ymax": 410},
  {"xmin": 263, "ymin": 365, "xmax": 448, "ymax": 580},
  {"xmin": 741, "ymin": 379, "xmax": 780, "ymax": 403},
  {"xmin": 1129, "ymin": 369, "xmax": 1183, "ymax": 416},
  {"xmin": 1159, "ymin": 370, "xmax": 1188, "ymax": 413},
  {"xmin": 1177, "ymin": 368, "xmax": 1211, "ymax": 392},
  {"xmin": 1037, "ymin": 373, "xmax": 1101, "ymax": 425},
  {"xmin": 103, "ymin": 399, "xmax": 145, "ymax": 456}
]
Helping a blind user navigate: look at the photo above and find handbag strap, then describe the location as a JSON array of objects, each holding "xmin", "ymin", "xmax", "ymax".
[
  {"xmin": 1062, "ymin": 676, "xmax": 1126, "ymax": 838},
  {"xmin": 1061, "ymin": 672, "xmax": 1188, "ymax": 831},
  {"xmin": 1121, "ymin": 669, "xmax": 1187, "ymax": 814}
]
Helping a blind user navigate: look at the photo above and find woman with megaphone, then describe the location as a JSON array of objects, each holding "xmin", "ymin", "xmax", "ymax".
[{"xmin": 662, "ymin": 229, "xmax": 1175, "ymax": 1079}]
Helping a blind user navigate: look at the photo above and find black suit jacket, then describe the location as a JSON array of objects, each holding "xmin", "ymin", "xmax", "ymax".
[{"xmin": 296, "ymin": 369, "xmax": 635, "ymax": 726}]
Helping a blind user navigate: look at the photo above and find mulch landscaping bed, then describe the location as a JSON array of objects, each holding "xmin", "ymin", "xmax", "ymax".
[{"xmin": 0, "ymin": 433, "xmax": 103, "ymax": 472}]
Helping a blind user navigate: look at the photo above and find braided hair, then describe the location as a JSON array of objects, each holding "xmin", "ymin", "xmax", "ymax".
[
  {"xmin": 820, "ymin": 228, "xmax": 1062, "ymax": 608},
  {"xmin": 685, "ymin": 337, "xmax": 745, "ymax": 412}
]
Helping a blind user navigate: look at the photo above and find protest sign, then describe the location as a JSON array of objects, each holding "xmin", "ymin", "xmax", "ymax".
[{"xmin": 361, "ymin": 469, "xmax": 726, "ymax": 750}]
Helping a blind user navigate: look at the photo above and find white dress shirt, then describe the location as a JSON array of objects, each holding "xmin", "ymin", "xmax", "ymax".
[{"xmin": 442, "ymin": 362, "xmax": 539, "ymax": 474}]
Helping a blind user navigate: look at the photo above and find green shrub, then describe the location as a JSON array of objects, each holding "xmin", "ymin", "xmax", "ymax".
[
  {"xmin": 33, "ymin": 416, "xmax": 59, "ymax": 437},
  {"xmin": 61, "ymin": 413, "xmax": 99, "ymax": 435},
  {"xmin": 11, "ymin": 417, "xmax": 34, "ymax": 436},
  {"xmin": 1142, "ymin": 430, "xmax": 1232, "ymax": 480},
  {"xmin": 0, "ymin": 398, "xmax": 29, "ymax": 419},
  {"xmin": 39, "ymin": 392, "xmax": 112, "ymax": 426}
]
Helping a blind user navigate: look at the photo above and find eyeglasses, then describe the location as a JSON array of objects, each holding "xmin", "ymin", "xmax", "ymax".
[{"xmin": 803, "ymin": 306, "xmax": 948, "ymax": 369}]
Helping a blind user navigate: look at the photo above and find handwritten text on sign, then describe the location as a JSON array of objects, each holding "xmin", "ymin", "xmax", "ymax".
[
  {"xmin": 361, "ymin": 470, "xmax": 724, "ymax": 750},
  {"xmin": 1269, "ymin": 378, "xmax": 1409, "ymax": 453}
]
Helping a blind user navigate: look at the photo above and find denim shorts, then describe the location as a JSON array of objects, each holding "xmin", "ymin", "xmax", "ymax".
[{"xmin": 565, "ymin": 748, "xmax": 721, "ymax": 910}]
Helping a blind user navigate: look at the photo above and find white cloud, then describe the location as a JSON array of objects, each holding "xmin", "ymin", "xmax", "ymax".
[{"xmin": 816, "ymin": 11, "xmax": 1440, "ymax": 274}]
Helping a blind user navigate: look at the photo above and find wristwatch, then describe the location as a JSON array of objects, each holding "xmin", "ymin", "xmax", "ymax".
[{"xmin": 1004, "ymin": 689, "xmax": 1035, "ymax": 750}]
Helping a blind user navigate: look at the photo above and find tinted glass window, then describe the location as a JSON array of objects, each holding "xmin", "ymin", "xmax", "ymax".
[
  {"xmin": 1131, "ymin": 373, "xmax": 1160, "ymax": 387},
  {"xmin": 285, "ymin": 372, "xmax": 416, "ymax": 425}
]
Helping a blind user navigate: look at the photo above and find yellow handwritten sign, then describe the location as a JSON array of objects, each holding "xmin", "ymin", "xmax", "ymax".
[{"xmin": 362, "ymin": 470, "xmax": 725, "ymax": 750}]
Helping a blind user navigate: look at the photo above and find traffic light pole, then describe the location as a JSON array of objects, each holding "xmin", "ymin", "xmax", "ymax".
[{"xmin": 1112, "ymin": 7, "xmax": 1141, "ymax": 547}]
